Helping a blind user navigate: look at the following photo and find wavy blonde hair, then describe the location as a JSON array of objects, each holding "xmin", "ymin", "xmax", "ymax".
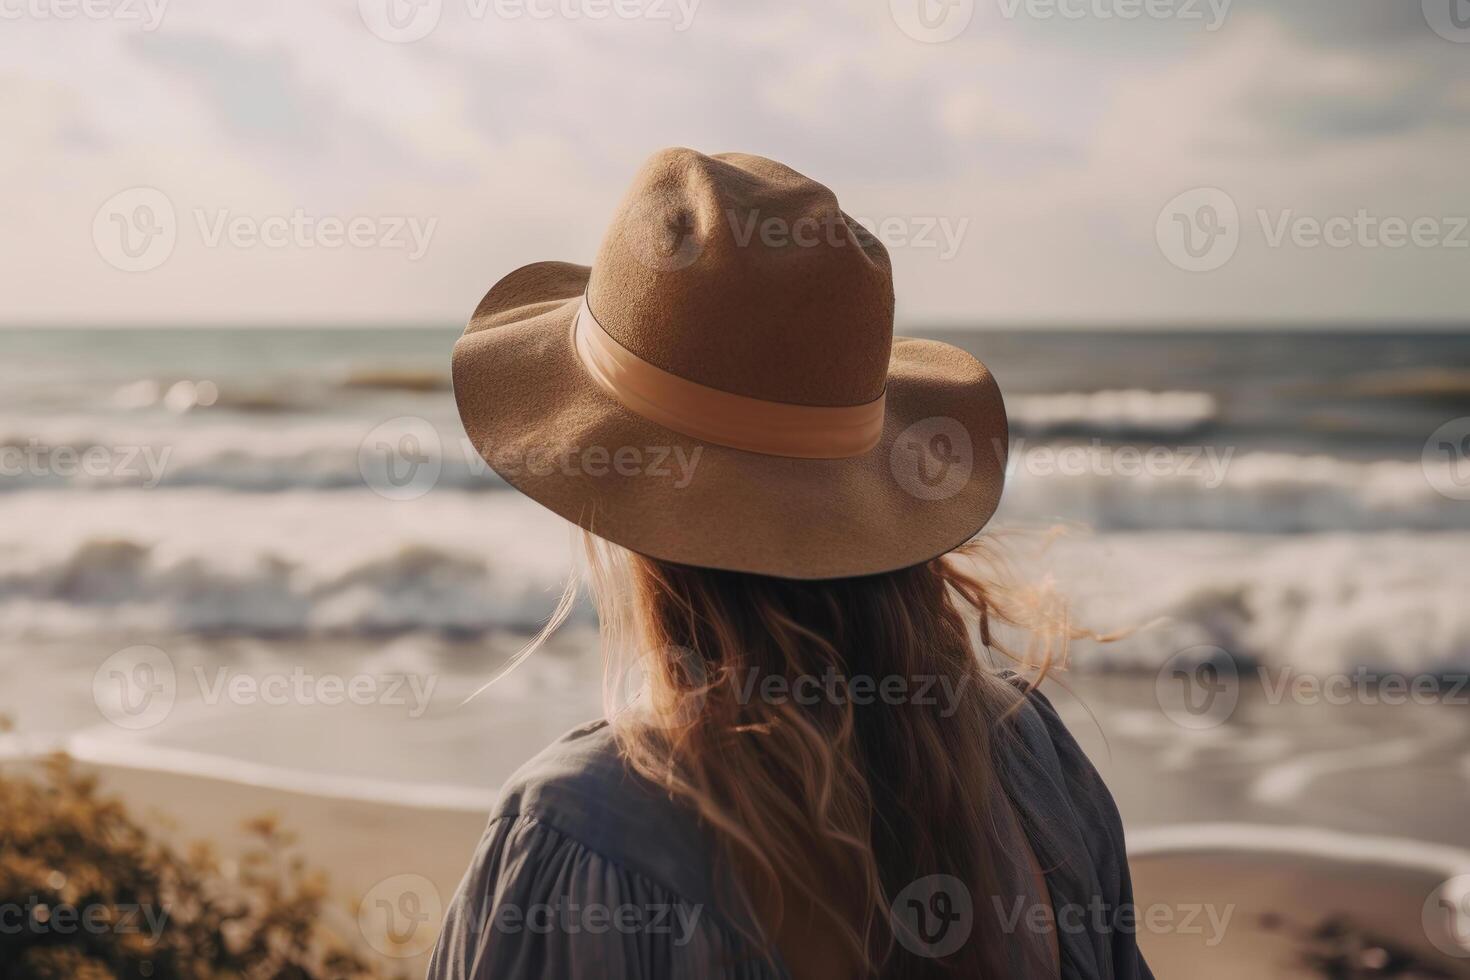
[{"xmin": 538, "ymin": 531, "xmax": 1096, "ymax": 978}]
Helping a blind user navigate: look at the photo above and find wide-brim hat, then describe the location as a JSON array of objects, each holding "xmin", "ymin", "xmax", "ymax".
[{"xmin": 453, "ymin": 149, "xmax": 1007, "ymax": 580}]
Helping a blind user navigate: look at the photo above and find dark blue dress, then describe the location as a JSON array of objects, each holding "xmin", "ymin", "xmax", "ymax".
[{"xmin": 428, "ymin": 682, "xmax": 1155, "ymax": 979}]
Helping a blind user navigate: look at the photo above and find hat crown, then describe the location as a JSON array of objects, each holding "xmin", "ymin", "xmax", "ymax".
[{"xmin": 587, "ymin": 149, "xmax": 895, "ymax": 408}]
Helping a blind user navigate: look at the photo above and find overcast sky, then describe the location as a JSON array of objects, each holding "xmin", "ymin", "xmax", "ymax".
[{"xmin": 3, "ymin": 0, "xmax": 1468, "ymax": 327}]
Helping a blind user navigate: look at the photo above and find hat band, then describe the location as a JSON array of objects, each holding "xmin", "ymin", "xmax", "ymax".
[{"xmin": 573, "ymin": 298, "xmax": 886, "ymax": 460}]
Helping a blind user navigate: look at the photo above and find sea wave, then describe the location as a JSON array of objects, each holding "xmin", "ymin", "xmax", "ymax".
[
  {"xmin": 1036, "ymin": 531, "xmax": 1470, "ymax": 675},
  {"xmin": 3, "ymin": 419, "xmax": 1464, "ymax": 535},
  {"xmin": 0, "ymin": 418, "xmax": 492, "ymax": 492},
  {"xmin": 1001, "ymin": 449, "xmax": 1469, "ymax": 532},
  {"xmin": 0, "ymin": 490, "xmax": 575, "ymax": 637},
  {"xmin": 1, "ymin": 490, "xmax": 1466, "ymax": 673},
  {"xmin": 1008, "ymin": 390, "xmax": 1218, "ymax": 437}
]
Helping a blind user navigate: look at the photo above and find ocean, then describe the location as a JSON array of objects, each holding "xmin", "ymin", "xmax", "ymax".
[{"xmin": 2, "ymin": 326, "xmax": 1469, "ymax": 843}]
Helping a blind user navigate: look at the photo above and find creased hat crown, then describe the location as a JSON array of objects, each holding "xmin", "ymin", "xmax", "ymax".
[{"xmin": 586, "ymin": 148, "xmax": 895, "ymax": 409}]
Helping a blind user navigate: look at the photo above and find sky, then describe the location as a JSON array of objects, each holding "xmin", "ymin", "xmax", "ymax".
[{"xmin": 2, "ymin": 0, "xmax": 1468, "ymax": 327}]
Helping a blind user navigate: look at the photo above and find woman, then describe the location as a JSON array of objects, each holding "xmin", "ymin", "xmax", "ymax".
[{"xmin": 430, "ymin": 149, "xmax": 1153, "ymax": 979}]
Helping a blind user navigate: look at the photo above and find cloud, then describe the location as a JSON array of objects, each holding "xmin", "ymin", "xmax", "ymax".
[{"xmin": 2, "ymin": 0, "xmax": 1468, "ymax": 324}]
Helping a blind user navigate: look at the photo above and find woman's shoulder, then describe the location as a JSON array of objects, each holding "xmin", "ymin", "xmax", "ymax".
[
  {"xmin": 429, "ymin": 721, "xmax": 779, "ymax": 980},
  {"xmin": 488, "ymin": 719, "xmax": 725, "ymax": 903},
  {"xmin": 996, "ymin": 674, "xmax": 1156, "ymax": 980}
]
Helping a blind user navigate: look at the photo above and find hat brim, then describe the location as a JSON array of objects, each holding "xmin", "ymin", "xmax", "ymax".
[{"xmin": 453, "ymin": 261, "xmax": 1008, "ymax": 580}]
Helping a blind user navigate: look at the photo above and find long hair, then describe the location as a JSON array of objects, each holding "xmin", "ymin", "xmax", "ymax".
[{"xmin": 574, "ymin": 533, "xmax": 1088, "ymax": 977}]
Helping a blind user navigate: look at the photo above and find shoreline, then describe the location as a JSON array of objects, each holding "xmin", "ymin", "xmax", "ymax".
[{"xmin": 6, "ymin": 752, "xmax": 1470, "ymax": 977}]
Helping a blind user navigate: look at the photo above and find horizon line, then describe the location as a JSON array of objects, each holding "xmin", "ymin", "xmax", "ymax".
[{"xmin": 3, "ymin": 319, "xmax": 1469, "ymax": 333}]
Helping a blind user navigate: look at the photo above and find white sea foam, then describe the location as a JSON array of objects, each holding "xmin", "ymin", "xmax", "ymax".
[
  {"xmin": 999, "ymin": 450, "xmax": 1468, "ymax": 532},
  {"xmin": 5, "ymin": 417, "xmax": 1463, "ymax": 534},
  {"xmin": 1034, "ymin": 531, "xmax": 1470, "ymax": 674},
  {"xmin": 1, "ymin": 489, "xmax": 1466, "ymax": 674},
  {"xmin": 1008, "ymin": 390, "xmax": 1218, "ymax": 436}
]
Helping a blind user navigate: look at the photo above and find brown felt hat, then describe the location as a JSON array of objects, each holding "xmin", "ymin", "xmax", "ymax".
[{"xmin": 453, "ymin": 148, "xmax": 1008, "ymax": 580}]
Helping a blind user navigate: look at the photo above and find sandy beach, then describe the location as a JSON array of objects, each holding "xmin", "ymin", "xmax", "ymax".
[{"xmin": 12, "ymin": 667, "xmax": 1468, "ymax": 979}]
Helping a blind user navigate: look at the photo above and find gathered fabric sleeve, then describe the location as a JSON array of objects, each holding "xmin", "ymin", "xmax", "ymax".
[
  {"xmin": 427, "ymin": 811, "xmax": 782, "ymax": 980},
  {"xmin": 1005, "ymin": 682, "xmax": 1156, "ymax": 980}
]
